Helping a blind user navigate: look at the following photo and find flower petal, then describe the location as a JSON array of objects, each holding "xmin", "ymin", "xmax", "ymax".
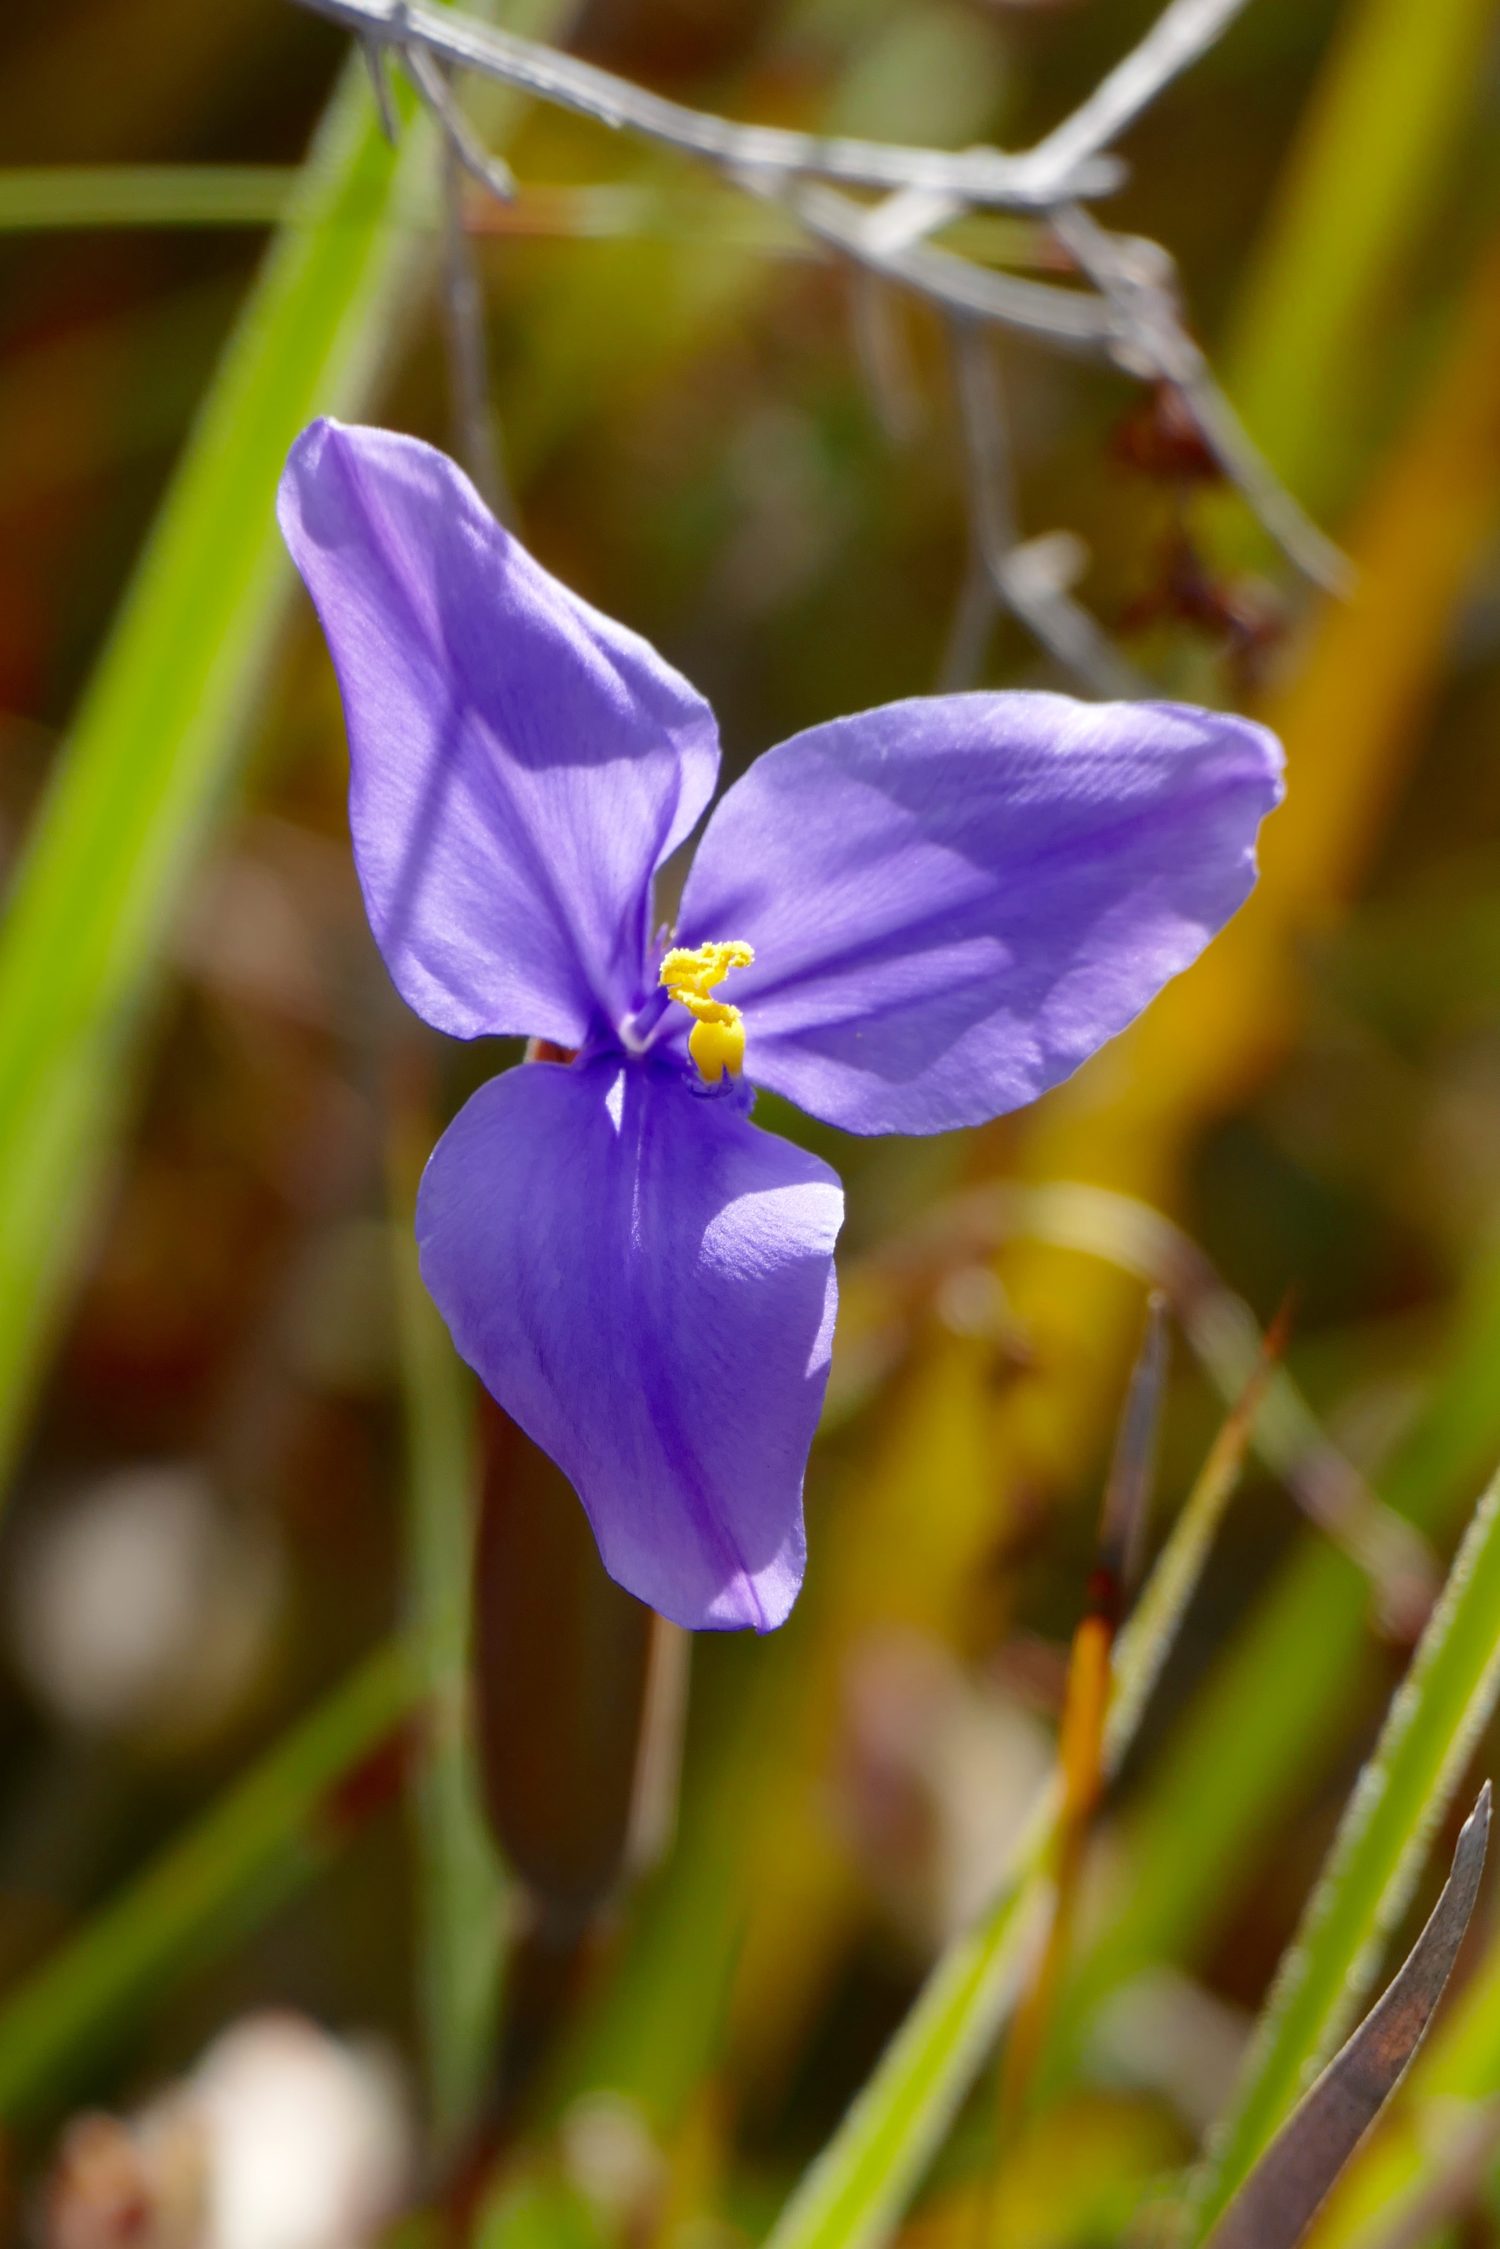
[
  {"xmin": 677, "ymin": 693, "xmax": 1283, "ymax": 1134},
  {"xmin": 278, "ymin": 420, "xmax": 719, "ymax": 1047},
  {"xmin": 416, "ymin": 1057, "xmax": 843, "ymax": 1630}
]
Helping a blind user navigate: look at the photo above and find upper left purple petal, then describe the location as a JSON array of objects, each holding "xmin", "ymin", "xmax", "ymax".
[{"xmin": 278, "ymin": 420, "xmax": 720, "ymax": 1047}]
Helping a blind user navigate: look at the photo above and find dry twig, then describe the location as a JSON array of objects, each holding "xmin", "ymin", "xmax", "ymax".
[
  {"xmin": 285, "ymin": 0, "xmax": 1348, "ymax": 690},
  {"xmin": 294, "ymin": 0, "xmax": 1122, "ymax": 204}
]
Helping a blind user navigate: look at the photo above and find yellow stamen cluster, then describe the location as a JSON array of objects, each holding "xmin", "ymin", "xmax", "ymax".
[{"xmin": 660, "ymin": 939, "xmax": 755, "ymax": 1084}]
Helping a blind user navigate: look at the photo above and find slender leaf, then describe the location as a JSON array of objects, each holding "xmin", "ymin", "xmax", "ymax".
[
  {"xmin": 1192, "ymin": 1468, "xmax": 1500, "ymax": 2237},
  {"xmin": 1300, "ymin": 1898, "xmax": 1500, "ymax": 2246},
  {"xmin": 1204, "ymin": 1785, "xmax": 1490, "ymax": 2249}
]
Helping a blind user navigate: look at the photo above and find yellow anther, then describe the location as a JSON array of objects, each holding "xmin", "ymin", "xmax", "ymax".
[
  {"xmin": 660, "ymin": 940, "xmax": 754, "ymax": 993},
  {"xmin": 660, "ymin": 939, "xmax": 755, "ymax": 1083}
]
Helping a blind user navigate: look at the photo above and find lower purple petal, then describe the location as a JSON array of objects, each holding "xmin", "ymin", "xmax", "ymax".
[{"xmin": 416, "ymin": 1057, "xmax": 844, "ymax": 1631}]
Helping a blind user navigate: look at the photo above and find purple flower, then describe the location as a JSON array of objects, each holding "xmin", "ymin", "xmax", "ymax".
[{"xmin": 277, "ymin": 419, "xmax": 1283, "ymax": 1633}]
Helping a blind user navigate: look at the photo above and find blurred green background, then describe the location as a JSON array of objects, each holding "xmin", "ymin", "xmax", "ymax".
[{"xmin": 3, "ymin": 0, "xmax": 1500, "ymax": 2242}]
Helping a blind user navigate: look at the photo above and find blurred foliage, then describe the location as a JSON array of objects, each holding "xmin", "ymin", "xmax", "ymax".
[{"xmin": 3, "ymin": 0, "xmax": 1500, "ymax": 2245}]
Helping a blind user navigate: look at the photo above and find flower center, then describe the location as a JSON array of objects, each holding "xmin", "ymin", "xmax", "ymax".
[{"xmin": 660, "ymin": 939, "xmax": 755, "ymax": 1084}]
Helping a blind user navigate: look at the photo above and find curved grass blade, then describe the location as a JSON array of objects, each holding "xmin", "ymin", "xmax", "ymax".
[
  {"xmin": 1204, "ymin": 1784, "xmax": 1490, "ymax": 2249},
  {"xmin": 1190, "ymin": 1466, "xmax": 1500, "ymax": 2239},
  {"xmin": 1305, "ymin": 1829, "xmax": 1500, "ymax": 2243}
]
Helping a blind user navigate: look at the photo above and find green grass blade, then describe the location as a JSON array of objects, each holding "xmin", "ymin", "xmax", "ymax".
[
  {"xmin": 761, "ymin": 1853, "xmax": 1046, "ymax": 2249},
  {"xmin": 392, "ymin": 1115, "xmax": 506, "ymax": 2153},
  {"xmin": 1190, "ymin": 1466, "xmax": 1500, "ymax": 2239},
  {"xmin": 0, "ymin": 1640, "xmax": 417, "ymax": 2123},
  {"xmin": 763, "ymin": 1369, "xmax": 1269, "ymax": 2249},
  {"xmin": 0, "ymin": 57, "xmax": 438, "ymax": 1499},
  {"xmin": 0, "ymin": 0, "xmax": 573, "ymax": 1509}
]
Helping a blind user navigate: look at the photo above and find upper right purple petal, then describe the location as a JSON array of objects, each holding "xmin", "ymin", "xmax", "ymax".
[{"xmin": 677, "ymin": 693, "xmax": 1284, "ymax": 1136}]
